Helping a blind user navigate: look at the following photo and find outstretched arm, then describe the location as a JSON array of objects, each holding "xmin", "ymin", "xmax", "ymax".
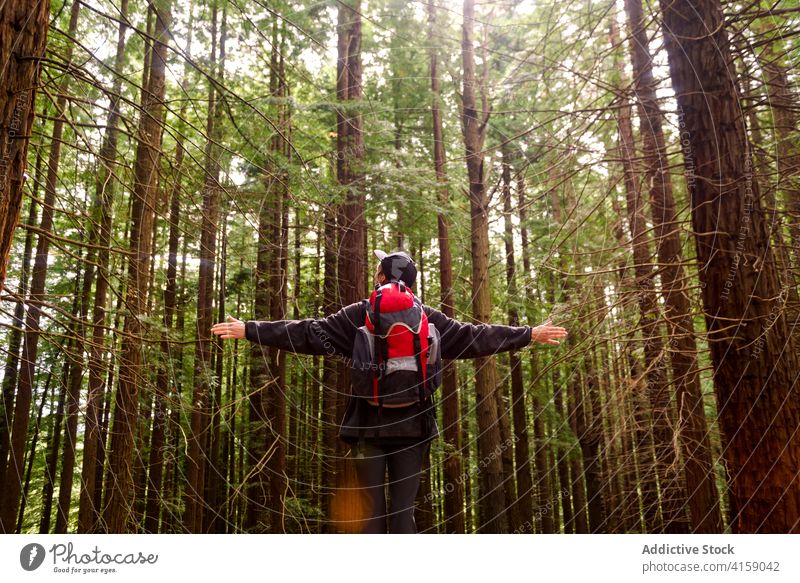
[
  {"xmin": 211, "ymin": 301, "xmax": 366, "ymax": 358},
  {"xmin": 424, "ymin": 307, "xmax": 567, "ymax": 360}
]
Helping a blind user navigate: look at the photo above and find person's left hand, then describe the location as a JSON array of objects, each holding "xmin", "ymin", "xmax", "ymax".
[
  {"xmin": 211, "ymin": 315, "xmax": 245, "ymax": 340},
  {"xmin": 531, "ymin": 319, "xmax": 568, "ymax": 345}
]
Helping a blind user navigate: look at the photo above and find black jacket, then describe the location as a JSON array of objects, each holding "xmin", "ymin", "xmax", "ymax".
[{"xmin": 245, "ymin": 300, "xmax": 533, "ymax": 444}]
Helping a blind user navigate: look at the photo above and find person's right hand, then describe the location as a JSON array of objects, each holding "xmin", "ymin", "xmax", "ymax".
[
  {"xmin": 211, "ymin": 315, "xmax": 245, "ymax": 340},
  {"xmin": 530, "ymin": 319, "xmax": 568, "ymax": 345}
]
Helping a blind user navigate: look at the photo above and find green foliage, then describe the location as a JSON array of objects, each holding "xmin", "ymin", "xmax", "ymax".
[{"xmin": 7, "ymin": 0, "xmax": 796, "ymax": 534}]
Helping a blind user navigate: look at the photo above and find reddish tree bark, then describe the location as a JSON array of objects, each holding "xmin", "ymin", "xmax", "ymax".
[
  {"xmin": 755, "ymin": 16, "xmax": 800, "ymax": 268},
  {"xmin": 622, "ymin": 0, "xmax": 721, "ymax": 532},
  {"xmin": 102, "ymin": 0, "xmax": 171, "ymax": 533},
  {"xmin": 614, "ymin": 83, "xmax": 687, "ymax": 532},
  {"xmin": 0, "ymin": 0, "xmax": 78, "ymax": 534},
  {"xmin": 77, "ymin": 0, "xmax": 129, "ymax": 534},
  {"xmin": 0, "ymin": 143, "xmax": 41, "ymax": 496},
  {"xmin": 331, "ymin": 0, "xmax": 366, "ymax": 533},
  {"xmin": 0, "ymin": 0, "xmax": 49, "ymax": 291},
  {"xmin": 16, "ymin": 368, "xmax": 51, "ymax": 531},
  {"xmin": 659, "ymin": 0, "xmax": 800, "ymax": 532},
  {"xmin": 461, "ymin": 0, "xmax": 507, "ymax": 533}
]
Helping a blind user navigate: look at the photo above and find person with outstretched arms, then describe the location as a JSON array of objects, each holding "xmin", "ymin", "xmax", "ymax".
[{"xmin": 212, "ymin": 249, "xmax": 567, "ymax": 533}]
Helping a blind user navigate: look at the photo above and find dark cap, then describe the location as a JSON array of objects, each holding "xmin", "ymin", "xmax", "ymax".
[{"xmin": 374, "ymin": 249, "xmax": 417, "ymax": 288}]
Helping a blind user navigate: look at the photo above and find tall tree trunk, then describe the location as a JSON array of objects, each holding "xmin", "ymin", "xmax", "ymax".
[
  {"xmin": 621, "ymin": 0, "xmax": 721, "ymax": 533},
  {"xmin": 567, "ymin": 368, "xmax": 589, "ymax": 534},
  {"xmin": 336, "ymin": 0, "xmax": 365, "ymax": 301},
  {"xmin": 78, "ymin": 0, "xmax": 129, "ymax": 534},
  {"xmin": 40, "ymin": 259, "xmax": 82, "ymax": 534},
  {"xmin": 610, "ymin": 28, "xmax": 688, "ymax": 531},
  {"xmin": 292, "ymin": 210, "xmax": 303, "ymax": 477},
  {"xmin": 459, "ymin": 369, "xmax": 473, "ymax": 531},
  {"xmin": 123, "ymin": 1, "xmax": 156, "ymax": 535},
  {"xmin": 0, "ymin": 0, "xmax": 80, "ymax": 533},
  {"xmin": 0, "ymin": 145, "xmax": 41, "ymax": 494},
  {"xmin": 40, "ymin": 363, "xmax": 69, "ymax": 533},
  {"xmin": 551, "ymin": 359, "xmax": 572, "ymax": 532},
  {"xmin": 518, "ymin": 176, "xmax": 555, "ymax": 533},
  {"xmin": 750, "ymin": 20, "xmax": 800, "ymax": 356},
  {"xmin": 288, "ymin": 208, "xmax": 303, "ymax": 496},
  {"xmin": 144, "ymin": 89, "xmax": 188, "ymax": 535},
  {"xmin": 102, "ymin": 0, "xmax": 171, "ymax": 533},
  {"xmin": 495, "ymin": 355, "xmax": 518, "ymax": 529},
  {"xmin": 755, "ymin": 13, "xmax": 800, "ymax": 270},
  {"xmin": 268, "ymin": 20, "xmax": 289, "ymax": 533},
  {"xmin": 556, "ymin": 241, "xmax": 589, "ymax": 535},
  {"xmin": 143, "ymin": 238, "xmax": 172, "ymax": 533},
  {"xmin": 57, "ymin": 250, "xmax": 90, "ymax": 533},
  {"xmin": 310, "ymin": 352, "xmax": 321, "ymax": 521},
  {"xmin": 320, "ymin": 202, "xmax": 339, "ymax": 531},
  {"xmin": 546, "ymin": 176, "xmax": 575, "ymax": 534},
  {"xmin": 608, "ymin": 117, "xmax": 658, "ymax": 533},
  {"xmin": 38, "ymin": 264, "xmax": 81, "ymax": 534},
  {"xmin": 131, "ymin": 379, "xmax": 154, "ymax": 530},
  {"xmin": 185, "ymin": 0, "xmax": 225, "ymax": 534},
  {"xmin": 739, "ymin": 58, "xmax": 796, "ymax": 300},
  {"xmin": 143, "ymin": 0, "xmax": 193, "ymax": 534},
  {"xmin": 599, "ymin": 331, "xmax": 625, "ymax": 533},
  {"xmin": 222, "ymin": 289, "xmax": 239, "ymax": 532},
  {"xmin": 212, "ymin": 15, "xmax": 232, "ymax": 536},
  {"xmin": 163, "ymin": 233, "xmax": 189, "ymax": 532},
  {"xmin": 130, "ymin": 216, "xmax": 163, "ymax": 528},
  {"xmin": 618, "ymin": 96, "xmax": 687, "ymax": 532},
  {"xmin": 205, "ymin": 210, "xmax": 227, "ymax": 533},
  {"xmin": 95, "ymin": 266, "xmax": 126, "ymax": 526},
  {"xmin": 428, "ymin": 0, "xmax": 464, "ymax": 534},
  {"xmin": 460, "ymin": 0, "xmax": 507, "ymax": 533},
  {"xmin": 658, "ymin": 0, "xmax": 800, "ymax": 532},
  {"xmin": 17, "ymin": 369, "xmax": 52, "ymax": 531},
  {"xmin": 0, "ymin": 0, "xmax": 50, "ymax": 290},
  {"xmin": 332, "ymin": 0, "xmax": 365, "ymax": 533},
  {"xmin": 502, "ymin": 151, "xmax": 534, "ymax": 533},
  {"xmin": 578, "ymin": 284, "xmax": 608, "ymax": 532},
  {"xmin": 246, "ymin": 16, "xmax": 288, "ymax": 533}
]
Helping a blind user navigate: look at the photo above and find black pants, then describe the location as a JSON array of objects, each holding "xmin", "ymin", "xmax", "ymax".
[{"xmin": 352, "ymin": 439, "xmax": 430, "ymax": 533}]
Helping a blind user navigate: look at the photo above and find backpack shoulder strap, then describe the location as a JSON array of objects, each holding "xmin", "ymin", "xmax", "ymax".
[{"xmin": 372, "ymin": 289, "xmax": 386, "ymax": 437}]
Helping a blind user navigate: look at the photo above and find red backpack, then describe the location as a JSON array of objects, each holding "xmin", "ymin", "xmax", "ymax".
[{"xmin": 350, "ymin": 281, "xmax": 442, "ymax": 406}]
